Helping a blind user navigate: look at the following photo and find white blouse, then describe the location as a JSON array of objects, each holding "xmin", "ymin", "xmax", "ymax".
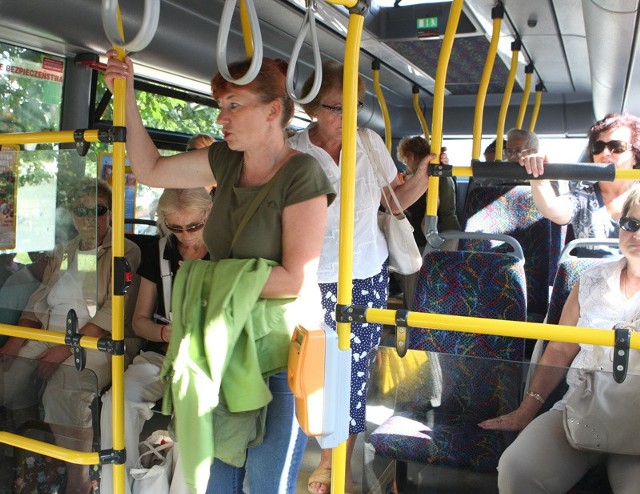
[
  {"xmin": 554, "ymin": 258, "xmax": 640, "ymax": 410},
  {"xmin": 289, "ymin": 127, "xmax": 398, "ymax": 283}
]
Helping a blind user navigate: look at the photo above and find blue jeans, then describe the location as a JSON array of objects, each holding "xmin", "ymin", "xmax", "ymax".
[{"xmin": 205, "ymin": 371, "xmax": 308, "ymax": 494}]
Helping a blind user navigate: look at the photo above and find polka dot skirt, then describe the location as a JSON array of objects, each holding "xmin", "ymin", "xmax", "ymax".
[{"xmin": 318, "ymin": 262, "xmax": 389, "ymax": 434}]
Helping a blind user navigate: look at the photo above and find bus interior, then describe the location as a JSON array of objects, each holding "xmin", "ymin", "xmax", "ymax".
[{"xmin": 1, "ymin": 1, "xmax": 639, "ymax": 493}]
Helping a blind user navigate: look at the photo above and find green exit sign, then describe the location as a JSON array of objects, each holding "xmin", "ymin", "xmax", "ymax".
[{"xmin": 417, "ymin": 16, "xmax": 439, "ymax": 38}]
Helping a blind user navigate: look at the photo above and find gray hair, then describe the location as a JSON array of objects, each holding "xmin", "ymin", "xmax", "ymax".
[{"xmin": 506, "ymin": 128, "xmax": 539, "ymax": 151}]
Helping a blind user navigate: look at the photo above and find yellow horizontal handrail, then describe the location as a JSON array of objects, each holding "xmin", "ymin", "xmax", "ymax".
[
  {"xmin": 0, "ymin": 130, "xmax": 104, "ymax": 145},
  {"xmin": 0, "ymin": 432, "xmax": 99, "ymax": 465},
  {"xmin": 365, "ymin": 307, "xmax": 640, "ymax": 349},
  {"xmin": 325, "ymin": 0, "xmax": 360, "ymax": 6},
  {"xmin": 0, "ymin": 323, "xmax": 101, "ymax": 350}
]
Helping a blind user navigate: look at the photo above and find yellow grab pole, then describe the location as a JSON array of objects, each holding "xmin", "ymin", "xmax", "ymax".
[
  {"xmin": 529, "ymin": 83, "xmax": 544, "ymax": 132},
  {"xmin": 0, "ymin": 130, "xmax": 103, "ymax": 146},
  {"xmin": 0, "ymin": 432, "xmax": 100, "ymax": 464},
  {"xmin": 109, "ymin": 8, "xmax": 128, "ymax": 493},
  {"xmin": 372, "ymin": 60, "xmax": 392, "ymax": 152},
  {"xmin": 364, "ymin": 307, "xmax": 640, "ymax": 350},
  {"xmin": 515, "ymin": 64, "xmax": 533, "ymax": 129},
  {"xmin": 326, "ymin": 0, "xmax": 360, "ymax": 6},
  {"xmin": 426, "ymin": 0, "xmax": 463, "ymax": 218},
  {"xmin": 495, "ymin": 40, "xmax": 521, "ymax": 160},
  {"xmin": 0, "ymin": 323, "xmax": 101, "ymax": 349},
  {"xmin": 412, "ymin": 85, "xmax": 430, "ymax": 141},
  {"xmin": 333, "ymin": 6, "xmax": 365, "ymax": 493},
  {"xmin": 240, "ymin": 0, "xmax": 254, "ymax": 57},
  {"xmin": 472, "ymin": 5, "xmax": 503, "ymax": 160}
]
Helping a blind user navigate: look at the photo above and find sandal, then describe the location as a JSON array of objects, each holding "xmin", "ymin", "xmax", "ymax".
[{"xmin": 308, "ymin": 467, "xmax": 331, "ymax": 494}]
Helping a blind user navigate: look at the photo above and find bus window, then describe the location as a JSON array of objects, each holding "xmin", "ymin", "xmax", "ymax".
[
  {"xmin": 96, "ymin": 74, "xmax": 223, "ymax": 140},
  {"xmin": 0, "ymin": 42, "xmax": 65, "ymax": 134}
]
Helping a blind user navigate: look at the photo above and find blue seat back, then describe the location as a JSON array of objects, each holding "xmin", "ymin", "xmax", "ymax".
[
  {"xmin": 369, "ymin": 248, "xmax": 527, "ymax": 474},
  {"xmin": 411, "ymin": 250, "xmax": 527, "ymax": 360},
  {"xmin": 461, "ymin": 185, "xmax": 566, "ymax": 320}
]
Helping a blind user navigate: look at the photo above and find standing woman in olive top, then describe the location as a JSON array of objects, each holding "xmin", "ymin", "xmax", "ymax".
[
  {"xmin": 104, "ymin": 52, "xmax": 334, "ymax": 494},
  {"xmin": 288, "ymin": 60, "xmax": 439, "ymax": 494}
]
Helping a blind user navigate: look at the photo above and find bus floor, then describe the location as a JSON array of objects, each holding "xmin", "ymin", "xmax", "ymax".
[
  {"xmin": 296, "ymin": 420, "xmax": 499, "ymax": 494},
  {"xmin": 0, "ymin": 408, "xmax": 500, "ymax": 493}
]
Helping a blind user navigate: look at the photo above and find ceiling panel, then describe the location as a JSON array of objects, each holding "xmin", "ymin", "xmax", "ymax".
[{"xmin": 386, "ymin": 36, "xmax": 513, "ymax": 96}]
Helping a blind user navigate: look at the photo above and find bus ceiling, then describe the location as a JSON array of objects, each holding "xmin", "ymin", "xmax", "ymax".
[{"xmin": 0, "ymin": 0, "xmax": 639, "ymax": 136}]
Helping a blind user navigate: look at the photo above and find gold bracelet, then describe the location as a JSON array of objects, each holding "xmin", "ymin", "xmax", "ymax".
[{"xmin": 527, "ymin": 391, "xmax": 545, "ymax": 404}]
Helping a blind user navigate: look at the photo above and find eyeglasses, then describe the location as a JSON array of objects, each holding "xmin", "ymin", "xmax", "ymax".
[
  {"xmin": 164, "ymin": 221, "xmax": 206, "ymax": 234},
  {"xmin": 620, "ymin": 216, "xmax": 640, "ymax": 232},
  {"xmin": 505, "ymin": 148, "xmax": 534, "ymax": 159},
  {"xmin": 73, "ymin": 204, "xmax": 109, "ymax": 217},
  {"xmin": 320, "ymin": 102, "xmax": 364, "ymax": 115},
  {"xmin": 591, "ymin": 140, "xmax": 631, "ymax": 155}
]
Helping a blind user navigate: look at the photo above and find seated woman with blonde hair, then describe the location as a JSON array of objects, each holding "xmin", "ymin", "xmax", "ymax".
[{"xmin": 100, "ymin": 187, "xmax": 212, "ymax": 494}]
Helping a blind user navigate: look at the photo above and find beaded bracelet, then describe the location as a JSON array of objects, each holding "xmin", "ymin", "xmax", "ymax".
[{"xmin": 526, "ymin": 390, "xmax": 545, "ymax": 404}]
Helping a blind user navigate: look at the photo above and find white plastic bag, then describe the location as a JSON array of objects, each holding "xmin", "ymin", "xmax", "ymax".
[{"xmin": 130, "ymin": 431, "xmax": 174, "ymax": 494}]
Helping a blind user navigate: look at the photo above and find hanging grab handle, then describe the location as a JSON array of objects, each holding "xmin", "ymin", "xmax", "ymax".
[
  {"xmin": 286, "ymin": 0, "xmax": 322, "ymax": 104},
  {"xmin": 216, "ymin": 0, "xmax": 263, "ymax": 85},
  {"xmin": 101, "ymin": 0, "xmax": 160, "ymax": 53}
]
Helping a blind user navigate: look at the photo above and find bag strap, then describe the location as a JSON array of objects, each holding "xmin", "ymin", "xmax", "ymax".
[
  {"xmin": 139, "ymin": 439, "xmax": 173, "ymax": 461},
  {"xmin": 158, "ymin": 236, "xmax": 172, "ymax": 321},
  {"xmin": 227, "ymin": 164, "xmax": 283, "ymax": 257},
  {"xmin": 358, "ymin": 128, "xmax": 405, "ymax": 217}
]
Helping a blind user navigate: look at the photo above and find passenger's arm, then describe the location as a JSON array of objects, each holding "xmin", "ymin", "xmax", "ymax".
[
  {"xmin": 35, "ymin": 321, "xmax": 108, "ymax": 380},
  {"xmin": 519, "ymin": 154, "xmax": 575, "ymax": 225},
  {"xmin": 104, "ymin": 51, "xmax": 215, "ymax": 189},
  {"xmin": 260, "ymin": 195, "xmax": 328, "ymax": 298},
  {"xmin": 0, "ymin": 317, "xmax": 38, "ymax": 366},
  {"xmin": 132, "ymin": 277, "xmax": 169, "ymax": 342},
  {"xmin": 479, "ymin": 283, "xmax": 581, "ymax": 431},
  {"xmin": 390, "ymin": 149, "xmax": 449, "ymax": 213},
  {"xmin": 389, "ymin": 155, "xmax": 433, "ymax": 213}
]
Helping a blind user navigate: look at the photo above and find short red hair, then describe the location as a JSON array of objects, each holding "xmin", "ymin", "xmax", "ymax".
[{"xmin": 211, "ymin": 58, "xmax": 294, "ymax": 128}]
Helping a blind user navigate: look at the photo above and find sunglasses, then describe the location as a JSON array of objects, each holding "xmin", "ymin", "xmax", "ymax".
[
  {"xmin": 321, "ymin": 102, "xmax": 364, "ymax": 115},
  {"xmin": 73, "ymin": 204, "xmax": 109, "ymax": 217},
  {"xmin": 620, "ymin": 216, "xmax": 640, "ymax": 233},
  {"xmin": 591, "ymin": 140, "xmax": 631, "ymax": 155},
  {"xmin": 164, "ymin": 221, "xmax": 206, "ymax": 234}
]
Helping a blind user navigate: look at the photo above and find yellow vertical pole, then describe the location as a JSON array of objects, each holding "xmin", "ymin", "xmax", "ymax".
[
  {"xmin": 529, "ymin": 83, "xmax": 544, "ymax": 132},
  {"xmin": 495, "ymin": 40, "xmax": 521, "ymax": 160},
  {"xmin": 239, "ymin": 0, "xmax": 254, "ymax": 57},
  {"xmin": 334, "ymin": 7, "xmax": 365, "ymax": 494},
  {"xmin": 372, "ymin": 60, "xmax": 392, "ymax": 152},
  {"xmin": 472, "ymin": 5, "xmax": 503, "ymax": 160},
  {"xmin": 412, "ymin": 85, "xmax": 430, "ymax": 141},
  {"xmin": 110, "ymin": 9, "xmax": 127, "ymax": 494},
  {"xmin": 515, "ymin": 64, "xmax": 533, "ymax": 129},
  {"xmin": 426, "ymin": 0, "xmax": 463, "ymax": 218}
]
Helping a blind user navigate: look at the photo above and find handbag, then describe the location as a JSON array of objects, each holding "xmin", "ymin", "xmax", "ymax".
[
  {"xmin": 130, "ymin": 430, "xmax": 175, "ymax": 494},
  {"xmin": 563, "ymin": 325, "xmax": 640, "ymax": 455},
  {"xmin": 358, "ymin": 128, "xmax": 422, "ymax": 275}
]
